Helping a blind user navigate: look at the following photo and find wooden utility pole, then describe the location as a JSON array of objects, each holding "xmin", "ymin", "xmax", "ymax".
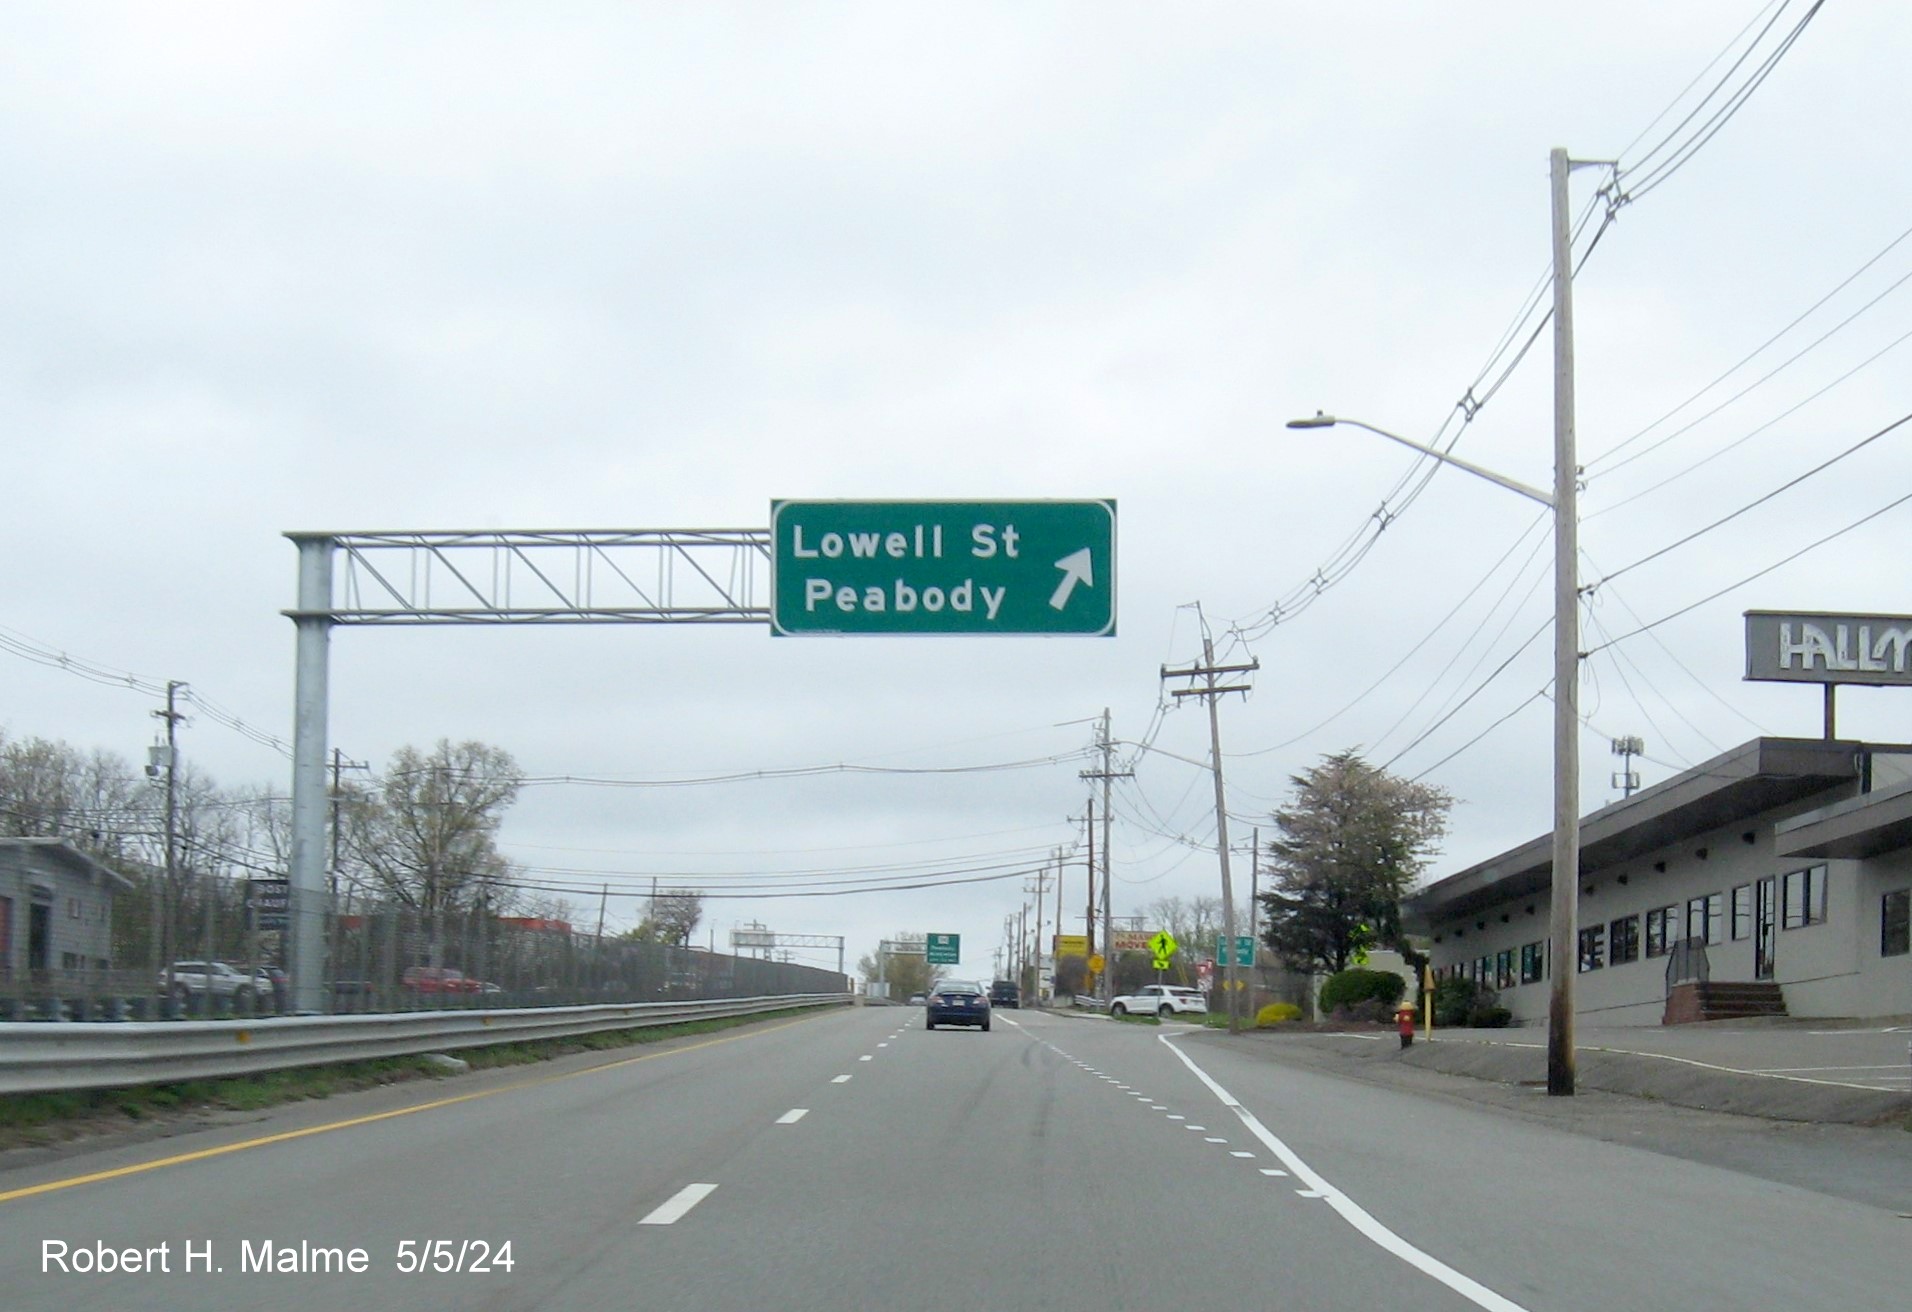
[
  {"xmin": 1083, "ymin": 798, "xmax": 1096, "ymax": 958},
  {"xmin": 1079, "ymin": 709, "xmax": 1132, "ymax": 1001},
  {"xmin": 152, "ymin": 682, "xmax": 186, "ymax": 1009},
  {"xmin": 1161, "ymin": 641, "xmax": 1258, "ymax": 1034}
]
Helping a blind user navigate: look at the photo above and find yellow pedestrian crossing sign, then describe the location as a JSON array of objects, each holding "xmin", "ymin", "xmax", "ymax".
[{"xmin": 1147, "ymin": 931, "xmax": 1177, "ymax": 961}]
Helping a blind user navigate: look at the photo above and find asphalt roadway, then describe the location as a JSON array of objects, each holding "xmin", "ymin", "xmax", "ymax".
[{"xmin": 0, "ymin": 1004, "xmax": 1906, "ymax": 1312}]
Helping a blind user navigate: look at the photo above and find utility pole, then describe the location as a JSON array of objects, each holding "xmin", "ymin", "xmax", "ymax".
[
  {"xmin": 1086, "ymin": 795, "xmax": 1101, "ymax": 960},
  {"xmin": 326, "ymin": 748, "xmax": 368, "ymax": 998},
  {"xmin": 1079, "ymin": 709, "xmax": 1132, "ymax": 1001},
  {"xmin": 1249, "ymin": 826, "xmax": 1260, "ymax": 952},
  {"xmin": 1162, "ymin": 639, "xmax": 1258, "ymax": 1034},
  {"xmin": 151, "ymin": 682, "xmax": 186, "ymax": 1009},
  {"xmin": 1025, "ymin": 860, "xmax": 1050, "ymax": 1003},
  {"xmin": 1017, "ymin": 903, "xmax": 1028, "ymax": 990},
  {"xmin": 1548, "ymin": 144, "xmax": 1585, "ymax": 1098}
]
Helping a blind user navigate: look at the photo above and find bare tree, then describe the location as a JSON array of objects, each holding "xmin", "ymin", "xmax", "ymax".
[
  {"xmin": 342, "ymin": 739, "xmax": 522, "ymax": 964},
  {"xmin": 628, "ymin": 889, "xmax": 703, "ymax": 946}
]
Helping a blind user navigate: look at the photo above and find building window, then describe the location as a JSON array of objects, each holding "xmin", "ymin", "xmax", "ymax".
[
  {"xmin": 1883, "ymin": 888, "xmax": 1910, "ymax": 958},
  {"xmin": 1495, "ymin": 949, "xmax": 1516, "ymax": 990},
  {"xmin": 1686, "ymin": 892, "xmax": 1725, "ymax": 947},
  {"xmin": 1645, "ymin": 905, "xmax": 1679, "ymax": 958},
  {"xmin": 1577, "ymin": 924, "xmax": 1605, "ymax": 972},
  {"xmin": 1520, "ymin": 941, "xmax": 1545, "ymax": 984},
  {"xmin": 1781, "ymin": 865, "xmax": 1828, "ymax": 930},
  {"xmin": 1731, "ymin": 884, "xmax": 1752, "ymax": 941},
  {"xmin": 1609, "ymin": 915, "xmax": 1640, "ymax": 965},
  {"xmin": 1477, "ymin": 956, "xmax": 1491, "ymax": 985},
  {"xmin": 67, "ymin": 898, "xmax": 82, "ymax": 919}
]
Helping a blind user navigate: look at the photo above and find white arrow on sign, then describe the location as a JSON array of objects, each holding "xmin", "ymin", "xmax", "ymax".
[{"xmin": 1049, "ymin": 548, "xmax": 1095, "ymax": 610}]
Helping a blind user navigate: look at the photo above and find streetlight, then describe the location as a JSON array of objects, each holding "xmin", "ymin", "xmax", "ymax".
[{"xmin": 1286, "ymin": 410, "xmax": 1580, "ymax": 1095}]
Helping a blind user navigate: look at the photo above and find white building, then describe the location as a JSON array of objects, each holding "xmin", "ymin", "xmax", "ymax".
[{"xmin": 1403, "ymin": 738, "xmax": 1912, "ymax": 1026}]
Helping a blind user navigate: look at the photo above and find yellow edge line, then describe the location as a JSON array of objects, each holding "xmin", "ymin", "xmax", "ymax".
[{"xmin": 0, "ymin": 1013, "xmax": 818, "ymax": 1206}]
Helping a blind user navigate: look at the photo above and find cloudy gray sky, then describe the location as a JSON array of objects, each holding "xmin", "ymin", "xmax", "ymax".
[{"xmin": 4, "ymin": 1, "xmax": 1908, "ymax": 980}]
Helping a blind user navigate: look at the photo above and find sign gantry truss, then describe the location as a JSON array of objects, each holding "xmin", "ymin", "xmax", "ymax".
[{"xmin": 286, "ymin": 529, "xmax": 771, "ymax": 625}]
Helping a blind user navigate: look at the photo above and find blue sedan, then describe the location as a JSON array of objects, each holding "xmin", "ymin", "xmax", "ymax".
[{"xmin": 925, "ymin": 980, "xmax": 991, "ymax": 1031}]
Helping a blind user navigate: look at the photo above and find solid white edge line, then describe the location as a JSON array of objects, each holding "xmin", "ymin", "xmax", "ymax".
[
  {"xmin": 639, "ymin": 1182, "xmax": 718, "ymax": 1226},
  {"xmin": 776, "ymin": 1108, "xmax": 809, "ymax": 1124},
  {"xmin": 1159, "ymin": 1034, "xmax": 1532, "ymax": 1312}
]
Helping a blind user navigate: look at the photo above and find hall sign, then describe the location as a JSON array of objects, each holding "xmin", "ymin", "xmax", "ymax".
[
  {"xmin": 771, "ymin": 500, "xmax": 1116, "ymax": 636},
  {"xmin": 1745, "ymin": 610, "xmax": 1912, "ymax": 686}
]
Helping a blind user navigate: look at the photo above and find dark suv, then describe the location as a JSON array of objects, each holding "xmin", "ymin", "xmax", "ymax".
[{"xmin": 988, "ymin": 980, "xmax": 1021, "ymax": 1009}]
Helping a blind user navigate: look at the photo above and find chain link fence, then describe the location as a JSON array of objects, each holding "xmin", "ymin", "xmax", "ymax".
[{"xmin": 2, "ymin": 893, "xmax": 846, "ymax": 1022}]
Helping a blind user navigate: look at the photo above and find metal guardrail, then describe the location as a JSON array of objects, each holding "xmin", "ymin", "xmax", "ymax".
[
  {"xmin": 0, "ymin": 993, "xmax": 852, "ymax": 1096},
  {"xmin": 1072, "ymin": 994, "xmax": 1109, "ymax": 1011}
]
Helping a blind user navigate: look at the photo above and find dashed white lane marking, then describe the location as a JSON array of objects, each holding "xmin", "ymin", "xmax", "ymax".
[
  {"xmin": 1261, "ymin": 1169, "xmax": 1289, "ymax": 1177},
  {"xmin": 1296, "ymin": 1190, "xmax": 1327, "ymax": 1199},
  {"xmin": 859, "ymin": 1055, "xmax": 873, "ymax": 1062},
  {"xmin": 639, "ymin": 1183, "xmax": 718, "ymax": 1226},
  {"xmin": 832, "ymin": 1075, "xmax": 853, "ymax": 1084},
  {"xmin": 1205, "ymin": 1137, "xmax": 1229, "ymax": 1144},
  {"xmin": 1231, "ymin": 1151, "xmax": 1256, "ymax": 1159},
  {"xmin": 1161, "ymin": 1035, "xmax": 1532, "ymax": 1312},
  {"xmin": 878, "ymin": 1042, "xmax": 890, "ymax": 1048},
  {"xmin": 776, "ymin": 1108, "xmax": 809, "ymax": 1124},
  {"xmin": 1167, "ymin": 1114, "xmax": 1185, "ymax": 1121}
]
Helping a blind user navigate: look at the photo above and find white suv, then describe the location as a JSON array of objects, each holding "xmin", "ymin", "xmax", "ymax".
[
  {"xmin": 161, "ymin": 961, "xmax": 265, "ymax": 1004},
  {"xmin": 1110, "ymin": 984, "xmax": 1208, "ymax": 1018}
]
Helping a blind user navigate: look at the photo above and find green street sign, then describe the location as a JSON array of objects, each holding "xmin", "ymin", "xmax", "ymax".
[
  {"xmin": 770, "ymin": 500, "xmax": 1116, "ymax": 636},
  {"xmin": 1215, "ymin": 936, "xmax": 1256, "ymax": 968},
  {"xmin": 926, "ymin": 933, "xmax": 961, "ymax": 965}
]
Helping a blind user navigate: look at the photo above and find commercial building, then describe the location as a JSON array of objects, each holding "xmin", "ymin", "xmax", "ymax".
[
  {"xmin": 0, "ymin": 838, "xmax": 134, "ymax": 980},
  {"xmin": 1403, "ymin": 737, "xmax": 1912, "ymax": 1025}
]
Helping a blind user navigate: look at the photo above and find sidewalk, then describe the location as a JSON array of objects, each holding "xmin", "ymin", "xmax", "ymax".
[{"xmin": 1235, "ymin": 1015, "xmax": 1912, "ymax": 1126}]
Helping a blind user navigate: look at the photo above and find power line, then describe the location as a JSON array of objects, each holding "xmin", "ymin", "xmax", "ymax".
[
  {"xmin": 1584, "ymin": 486, "xmax": 1912, "ymax": 655},
  {"xmin": 1585, "ymin": 219, "xmax": 1912, "ymax": 477},
  {"xmin": 1586, "ymin": 412, "xmax": 1912, "ymax": 592},
  {"xmin": 1381, "ymin": 618, "xmax": 1552, "ymax": 773},
  {"xmin": 1613, "ymin": 0, "xmax": 1824, "ymax": 205}
]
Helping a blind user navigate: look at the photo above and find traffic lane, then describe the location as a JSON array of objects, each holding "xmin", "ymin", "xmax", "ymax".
[
  {"xmin": 1162, "ymin": 1027, "xmax": 1910, "ymax": 1312},
  {"xmin": 1, "ymin": 1006, "xmax": 883, "ymax": 1311},
  {"xmin": 552, "ymin": 1006, "xmax": 1504, "ymax": 1312}
]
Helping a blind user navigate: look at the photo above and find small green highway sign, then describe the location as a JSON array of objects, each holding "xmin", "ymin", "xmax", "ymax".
[
  {"xmin": 1215, "ymin": 936, "xmax": 1256, "ymax": 968},
  {"xmin": 771, "ymin": 500, "xmax": 1116, "ymax": 636},
  {"xmin": 926, "ymin": 933, "xmax": 961, "ymax": 965}
]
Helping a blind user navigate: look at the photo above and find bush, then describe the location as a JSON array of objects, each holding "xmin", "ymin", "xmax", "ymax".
[
  {"xmin": 1434, "ymin": 975, "xmax": 1510, "ymax": 1028},
  {"xmin": 1318, "ymin": 968, "xmax": 1406, "ymax": 1016},
  {"xmin": 1255, "ymin": 1002, "xmax": 1301, "ymax": 1028}
]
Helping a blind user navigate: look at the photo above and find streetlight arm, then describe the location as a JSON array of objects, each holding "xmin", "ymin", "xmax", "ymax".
[{"xmin": 1286, "ymin": 413, "xmax": 1554, "ymax": 509}]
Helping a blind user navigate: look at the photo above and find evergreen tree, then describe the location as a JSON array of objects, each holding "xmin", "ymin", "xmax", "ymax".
[{"xmin": 1257, "ymin": 750, "xmax": 1451, "ymax": 975}]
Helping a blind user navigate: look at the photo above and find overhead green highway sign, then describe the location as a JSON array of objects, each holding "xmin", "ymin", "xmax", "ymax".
[
  {"xmin": 771, "ymin": 500, "xmax": 1116, "ymax": 636},
  {"xmin": 926, "ymin": 933, "xmax": 961, "ymax": 965}
]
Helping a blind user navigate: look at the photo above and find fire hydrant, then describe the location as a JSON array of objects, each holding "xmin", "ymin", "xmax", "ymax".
[{"xmin": 1396, "ymin": 1004, "xmax": 1417, "ymax": 1049}]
